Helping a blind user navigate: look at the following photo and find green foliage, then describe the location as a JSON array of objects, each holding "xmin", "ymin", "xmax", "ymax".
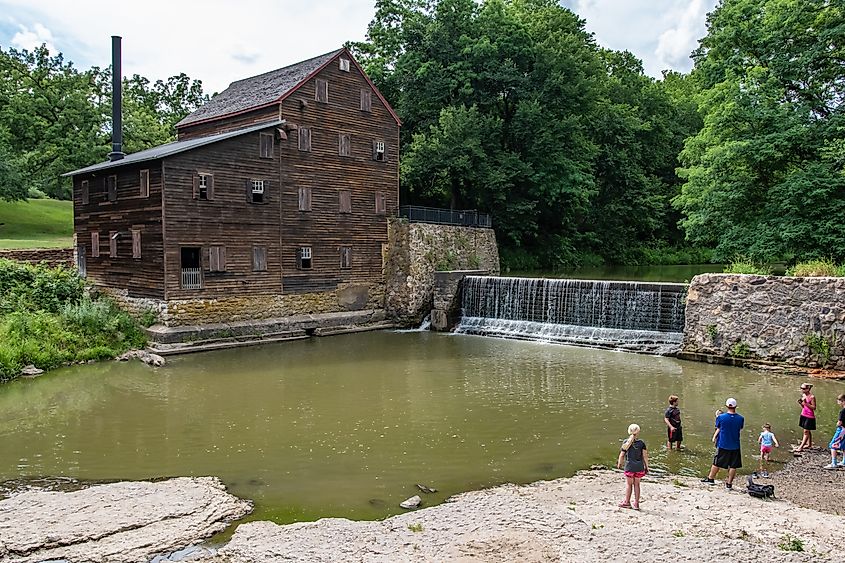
[
  {"xmin": 0, "ymin": 258, "xmax": 84, "ymax": 314},
  {"xmin": 787, "ymin": 259, "xmax": 841, "ymax": 277},
  {"xmin": 0, "ymin": 199, "xmax": 73, "ymax": 249},
  {"xmin": 0, "ymin": 296, "xmax": 146, "ymax": 382},
  {"xmin": 0, "ymin": 44, "xmax": 208, "ymax": 200},
  {"xmin": 723, "ymin": 258, "xmax": 772, "ymax": 275},
  {"xmin": 706, "ymin": 324, "xmax": 718, "ymax": 341},
  {"xmin": 639, "ymin": 246, "xmax": 715, "ymax": 266},
  {"xmin": 354, "ymin": 0, "xmax": 702, "ymax": 268},
  {"xmin": 804, "ymin": 333, "xmax": 832, "ymax": 365},
  {"xmin": 140, "ymin": 309, "xmax": 160, "ymax": 328},
  {"xmin": 730, "ymin": 342, "xmax": 751, "ymax": 358},
  {"xmin": 407, "ymin": 523, "xmax": 424, "ymax": 533},
  {"xmin": 778, "ymin": 534, "xmax": 804, "ymax": 552},
  {"xmin": 674, "ymin": 0, "xmax": 845, "ymax": 263}
]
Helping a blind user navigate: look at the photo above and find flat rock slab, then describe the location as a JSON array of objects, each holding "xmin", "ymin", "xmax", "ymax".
[
  {"xmin": 0, "ymin": 477, "xmax": 251, "ymax": 563},
  {"xmin": 218, "ymin": 471, "xmax": 845, "ymax": 562}
]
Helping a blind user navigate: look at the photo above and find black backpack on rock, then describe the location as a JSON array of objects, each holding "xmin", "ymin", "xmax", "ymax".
[{"xmin": 746, "ymin": 475, "xmax": 775, "ymax": 498}]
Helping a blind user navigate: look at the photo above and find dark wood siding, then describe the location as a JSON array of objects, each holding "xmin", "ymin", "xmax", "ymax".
[
  {"xmin": 72, "ymin": 161, "xmax": 165, "ymax": 298},
  {"xmin": 278, "ymin": 58, "xmax": 399, "ymax": 293},
  {"xmin": 176, "ymin": 106, "xmax": 281, "ymax": 141},
  {"xmin": 162, "ymin": 131, "xmax": 282, "ymax": 299}
]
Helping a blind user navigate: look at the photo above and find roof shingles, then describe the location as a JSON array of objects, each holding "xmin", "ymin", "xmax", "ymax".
[{"xmin": 176, "ymin": 49, "xmax": 342, "ymax": 128}]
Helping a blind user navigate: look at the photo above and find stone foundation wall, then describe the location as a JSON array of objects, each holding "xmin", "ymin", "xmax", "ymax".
[
  {"xmin": 683, "ymin": 273, "xmax": 845, "ymax": 369},
  {"xmin": 0, "ymin": 248, "xmax": 74, "ymax": 268},
  {"xmin": 431, "ymin": 270, "xmax": 485, "ymax": 331},
  {"xmin": 385, "ymin": 220, "xmax": 499, "ymax": 325}
]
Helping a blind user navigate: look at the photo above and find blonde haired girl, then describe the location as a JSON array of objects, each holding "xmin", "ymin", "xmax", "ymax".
[{"xmin": 617, "ymin": 423, "xmax": 648, "ymax": 510}]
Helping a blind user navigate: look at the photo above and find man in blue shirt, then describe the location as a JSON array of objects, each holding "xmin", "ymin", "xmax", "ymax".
[{"xmin": 701, "ymin": 397, "xmax": 745, "ymax": 489}]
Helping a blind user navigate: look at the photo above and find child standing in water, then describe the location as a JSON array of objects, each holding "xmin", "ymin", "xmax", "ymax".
[
  {"xmin": 757, "ymin": 423, "xmax": 779, "ymax": 477},
  {"xmin": 664, "ymin": 395, "xmax": 683, "ymax": 450},
  {"xmin": 824, "ymin": 394, "xmax": 845, "ymax": 469},
  {"xmin": 617, "ymin": 424, "xmax": 648, "ymax": 510}
]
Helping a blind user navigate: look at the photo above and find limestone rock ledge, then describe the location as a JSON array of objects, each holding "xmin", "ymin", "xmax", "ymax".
[{"xmin": 0, "ymin": 477, "xmax": 252, "ymax": 563}]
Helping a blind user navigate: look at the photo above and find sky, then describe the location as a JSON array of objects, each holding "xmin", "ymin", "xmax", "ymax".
[{"xmin": 0, "ymin": 0, "xmax": 718, "ymax": 94}]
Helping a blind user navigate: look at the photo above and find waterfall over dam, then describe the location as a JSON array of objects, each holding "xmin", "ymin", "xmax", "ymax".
[{"xmin": 454, "ymin": 276, "xmax": 687, "ymax": 355}]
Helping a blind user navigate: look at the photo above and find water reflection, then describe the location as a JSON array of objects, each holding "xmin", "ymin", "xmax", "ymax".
[{"xmin": 0, "ymin": 331, "xmax": 841, "ymax": 524}]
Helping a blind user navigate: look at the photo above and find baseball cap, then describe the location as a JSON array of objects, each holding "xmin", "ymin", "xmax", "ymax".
[{"xmin": 725, "ymin": 398, "xmax": 737, "ymax": 408}]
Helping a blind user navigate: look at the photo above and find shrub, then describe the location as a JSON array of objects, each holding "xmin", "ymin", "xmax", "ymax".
[
  {"xmin": 786, "ymin": 259, "xmax": 840, "ymax": 277},
  {"xmin": 0, "ymin": 259, "xmax": 84, "ymax": 314},
  {"xmin": 723, "ymin": 257, "xmax": 772, "ymax": 275},
  {"xmin": 804, "ymin": 333, "xmax": 832, "ymax": 365},
  {"xmin": 778, "ymin": 534, "xmax": 804, "ymax": 552}
]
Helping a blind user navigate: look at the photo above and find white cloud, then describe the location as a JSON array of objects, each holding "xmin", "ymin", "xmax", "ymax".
[
  {"xmin": 10, "ymin": 22, "xmax": 55, "ymax": 52},
  {"xmin": 655, "ymin": 0, "xmax": 712, "ymax": 72},
  {"xmin": 567, "ymin": 0, "xmax": 717, "ymax": 77}
]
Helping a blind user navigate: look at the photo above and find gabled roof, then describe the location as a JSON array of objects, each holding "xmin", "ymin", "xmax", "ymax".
[
  {"xmin": 176, "ymin": 48, "xmax": 401, "ymax": 129},
  {"xmin": 64, "ymin": 119, "xmax": 284, "ymax": 176}
]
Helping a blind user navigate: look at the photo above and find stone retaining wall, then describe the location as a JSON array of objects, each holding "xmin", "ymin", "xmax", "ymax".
[
  {"xmin": 682, "ymin": 273, "xmax": 845, "ymax": 369},
  {"xmin": 0, "ymin": 247, "xmax": 74, "ymax": 268},
  {"xmin": 385, "ymin": 220, "xmax": 499, "ymax": 325},
  {"xmin": 431, "ymin": 270, "xmax": 486, "ymax": 331}
]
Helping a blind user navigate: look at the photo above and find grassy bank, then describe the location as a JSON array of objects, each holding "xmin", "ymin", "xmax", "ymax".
[
  {"xmin": 0, "ymin": 198, "xmax": 73, "ymax": 249},
  {"xmin": 0, "ymin": 259, "xmax": 146, "ymax": 382}
]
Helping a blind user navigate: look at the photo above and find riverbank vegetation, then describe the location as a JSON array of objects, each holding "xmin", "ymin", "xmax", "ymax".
[
  {"xmin": 1, "ymin": 0, "xmax": 842, "ymax": 269},
  {"xmin": 0, "ymin": 259, "xmax": 146, "ymax": 382}
]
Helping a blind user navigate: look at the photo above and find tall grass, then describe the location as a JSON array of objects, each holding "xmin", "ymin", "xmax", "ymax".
[
  {"xmin": 786, "ymin": 259, "xmax": 842, "ymax": 277},
  {"xmin": 723, "ymin": 257, "xmax": 772, "ymax": 275}
]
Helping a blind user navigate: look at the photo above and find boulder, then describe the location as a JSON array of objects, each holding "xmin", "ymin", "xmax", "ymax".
[{"xmin": 400, "ymin": 495, "xmax": 422, "ymax": 509}]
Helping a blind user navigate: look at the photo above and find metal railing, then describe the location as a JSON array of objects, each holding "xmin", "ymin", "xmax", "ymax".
[
  {"xmin": 181, "ymin": 268, "xmax": 203, "ymax": 289},
  {"xmin": 399, "ymin": 206, "xmax": 492, "ymax": 228}
]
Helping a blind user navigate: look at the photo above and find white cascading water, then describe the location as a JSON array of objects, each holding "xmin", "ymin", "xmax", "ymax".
[{"xmin": 454, "ymin": 276, "xmax": 687, "ymax": 355}]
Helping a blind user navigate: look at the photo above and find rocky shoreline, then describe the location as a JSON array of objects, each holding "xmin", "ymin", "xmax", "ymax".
[{"xmin": 1, "ymin": 455, "xmax": 843, "ymax": 562}]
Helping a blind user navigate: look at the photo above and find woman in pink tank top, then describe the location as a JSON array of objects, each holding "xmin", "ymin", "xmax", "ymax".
[{"xmin": 795, "ymin": 382, "xmax": 816, "ymax": 452}]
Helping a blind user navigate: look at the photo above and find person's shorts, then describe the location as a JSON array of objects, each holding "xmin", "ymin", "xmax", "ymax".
[
  {"xmin": 799, "ymin": 415, "xmax": 816, "ymax": 430},
  {"xmin": 624, "ymin": 470, "xmax": 646, "ymax": 478},
  {"xmin": 829, "ymin": 427, "xmax": 845, "ymax": 450},
  {"xmin": 714, "ymin": 447, "xmax": 742, "ymax": 469},
  {"xmin": 760, "ymin": 445, "xmax": 772, "ymax": 455},
  {"xmin": 667, "ymin": 426, "xmax": 683, "ymax": 443}
]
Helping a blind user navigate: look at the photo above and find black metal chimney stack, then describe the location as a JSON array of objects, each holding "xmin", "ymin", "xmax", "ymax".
[{"xmin": 108, "ymin": 35, "xmax": 125, "ymax": 162}]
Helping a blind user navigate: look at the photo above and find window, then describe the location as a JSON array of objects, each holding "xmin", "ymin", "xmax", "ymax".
[
  {"xmin": 208, "ymin": 246, "xmax": 226, "ymax": 272},
  {"xmin": 194, "ymin": 173, "xmax": 214, "ymax": 200},
  {"xmin": 180, "ymin": 247, "xmax": 202, "ymax": 289},
  {"xmin": 252, "ymin": 246, "xmax": 267, "ymax": 272},
  {"xmin": 339, "ymin": 58, "xmax": 350, "ymax": 72},
  {"xmin": 340, "ymin": 246, "xmax": 352, "ymax": 269},
  {"xmin": 375, "ymin": 191, "xmax": 387, "ymax": 215},
  {"xmin": 81, "ymin": 180, "xmax": 89, "ymax": 205},
  {"xmin": 298, "ymin": 187, "xmax": 312, "ymax": 211},
  {"xmin": 131, "ymin": 229, "xmax": 141, "ymax": 259},
  {"xmin": 259, "ymin": 132, "xmax": 274, "ymax": 158},
  {"xmin": 107, "ymin": 175, "xmax": 117, "ymax": 202},
  {"xmin": 360, "ymin": 89, "xmax": 372, "ymax": 112},
  {"xmin": 91, "ymin": 231, "xmax": 100, "ymax": 258},
  {"xmin": 249, "ymin": 179, "xmax": 265, "ymax": 204},
  {"xmin": 373, "ymin": 140, "xmax": 385, "ymax": 162},
  {"xmin": 315, "ymin": 79, "xmax": 328, "ymax": 103},
  {"xmin": 140, "ymin": 169, "xmax": 150, "ymax": 197},
  {"xmin": 297, "ymin": 246, "xmax": 312, "ymax": 270},
  {"xmin": 339, "ymin": 190, "xmax": 351, "ymax": 213},
  {"xmin": 338, "ymin": 133, "xmax": 351, "ymax": 157},
  {"xmin": 109, "ymin": 231, "xmax": 118, "ymax": 258},
  {"xmin": 298, "ymin": 127, "xmax": 311, "ymax": 152}
]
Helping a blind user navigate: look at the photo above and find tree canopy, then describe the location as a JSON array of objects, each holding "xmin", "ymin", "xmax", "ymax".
[{"xmin": 0, "ymin": 45, "xmax": 208, "ymax": 200}]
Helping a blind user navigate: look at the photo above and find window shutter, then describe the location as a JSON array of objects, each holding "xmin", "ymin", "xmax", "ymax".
[
  {"xmin": 91, "ymin": 232, "xmax": 100, "ymax": 257},
  {"xmin": 296, "ymin": 247, "xmax": 302, "ymax": 269},
  {"xmin": 339, "ymin": 190, "xmax": 351, "ymax": 213},
  {"xmin": 81, "ymin": 180, "xmax": 89, "ymax": 205},
  {"xmin": 246, "ymin": 179, "xmax": 253, "ymax": 202},
  {"xmin": 207, "ymin": 175, "xmax": 214, "ymax": 200},
  {"xmin": 375, "ymin": 191, "xmax": 386, "ymax": 214},
  {"xmin": 132, "ymin": 229, "xmax": 141, "ymax": 259},
  {"xmin": 316, "ymin": 79, "xmax": 328, "ymax": 103},
  {"xmin": 299, "ymin": 127, "xmax": 311, "ymax": 152},
  {"xmin": 360, "ymin": 89, "xmax": 371, "ymax": 112},
  {"xmin": 253, "ymin": 246, "xmax": 267, "ymax": 271},
  {"xmin": 140, "ymin": 169, "xmax": 150, "ymax": 197},
  {"xmin": 299, "ymin": 187, "xmax": 312, "ymax": 211},
  {"xmin": 219, "ymin": 246, "xmax": 226, "ymax": 270},
  {"xmin": 107, "ymin": 175, "xmax": 117, "ymax": 202},
  {"xmin": 193, "ymin": 175, "xmax": 200, "ymax": 199},
  {"xmin": 109, "ymin": 231, "xmax": 117, "ymax": 258}
]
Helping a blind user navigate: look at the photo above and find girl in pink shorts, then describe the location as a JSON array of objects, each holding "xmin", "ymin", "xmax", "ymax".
[
  {"xmin": 617, "ymin": 423, "xmax": 649, "ymax": 510},
  {"xmin": 757, "ymin": 423, "xmax": 779, "ymax": 476}
]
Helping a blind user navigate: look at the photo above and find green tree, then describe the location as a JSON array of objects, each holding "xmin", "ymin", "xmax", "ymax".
[{"xmin": 674, "ymin": 0, "xmax": 845, "ymax": 261}]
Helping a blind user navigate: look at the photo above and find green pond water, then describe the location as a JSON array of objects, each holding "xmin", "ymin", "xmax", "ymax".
[{"xmin": 1, "ymin": 331, "xmax": 843, "ymax": 526}]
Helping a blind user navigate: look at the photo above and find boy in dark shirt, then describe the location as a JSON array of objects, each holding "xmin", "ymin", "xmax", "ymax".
[{"xmin": 664, "ymin": 395, "xmax": 683, "ymax": 450}]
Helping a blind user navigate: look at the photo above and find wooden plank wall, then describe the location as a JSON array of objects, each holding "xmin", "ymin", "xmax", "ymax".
[
  {"xmin": 278, "ymin": 56, "xmax": 400, "ymax": 293},
  {"xmin": 176, "ymin": 106, "xmax": 280, "ymax": 141},
  {"xmin": 162, "ymin": 133, "xmax": 282, "ymax": 300},
  {"xmin": 73, "ymin": 161, "xmax": 165, "ymax": 298}
]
